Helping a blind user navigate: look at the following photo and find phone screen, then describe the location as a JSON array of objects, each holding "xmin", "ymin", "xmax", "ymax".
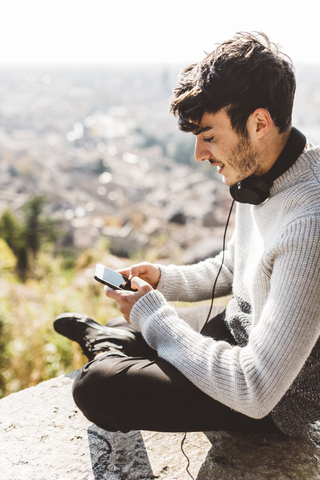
[{"xmin": 94, "ymin": 263, "xmax": 135, "ymax": 290}]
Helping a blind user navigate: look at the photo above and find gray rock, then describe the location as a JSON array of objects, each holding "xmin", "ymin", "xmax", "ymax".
[
  {"xmin": 1, "ymin": 372, "xmax": 320, "ymax": 479},
  {"xmin": 199, "ymin": 429, "xmax": 320, "ymax": 479},
  {"xmin": 0, "ymin": 373, "xmax": 210, "ymax": 480}
]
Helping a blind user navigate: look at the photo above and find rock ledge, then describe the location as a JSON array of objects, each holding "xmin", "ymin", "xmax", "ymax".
[{"xmin": 1, "ymin": 373, "xmax": 320, "ymax": 479}]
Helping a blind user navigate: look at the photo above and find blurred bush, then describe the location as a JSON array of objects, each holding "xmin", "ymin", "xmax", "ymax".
[
  {"xmin": 0, "ymin": 199, "xmax": 122, "ymax": 398},
  {"xmin": 0, "ymin": 195, "xmax": 57, "ymax": 281},
  {"xmin": 0, "ymin": 238, "xmax": 17, "ymax": 271},
  {"xmin": 0, "ymin": 243, "xmax": 123, "ymax": 398}
]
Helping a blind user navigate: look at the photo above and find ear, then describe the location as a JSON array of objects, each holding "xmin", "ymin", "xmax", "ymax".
[{"xmin": 247, "ymin": 108, "xmax": 272, "ymax": 139}]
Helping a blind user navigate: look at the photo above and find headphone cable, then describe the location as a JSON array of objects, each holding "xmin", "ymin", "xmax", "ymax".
[
  {"xmin": 181, "ymin": 199, "xmax": 235, "ymax": 480},
  {"xmin": 181, "ymin": 432, "xmax": 195, "ymax": 480},
  {"xmin": 203, "ymin": 199, "xmax": 235, "ymax": 329}
]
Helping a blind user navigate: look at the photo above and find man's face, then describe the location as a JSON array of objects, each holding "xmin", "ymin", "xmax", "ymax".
[{"xmin": 194, "ymin": 110, "xmax": 261, "ymax": 185}]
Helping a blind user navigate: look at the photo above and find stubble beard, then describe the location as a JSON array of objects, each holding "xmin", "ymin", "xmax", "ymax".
[{"xmin": 227, "ymin": 135, "xmax": 260, "ymax": 184}]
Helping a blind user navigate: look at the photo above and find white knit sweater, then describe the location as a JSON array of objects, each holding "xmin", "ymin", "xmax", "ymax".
[{"xmin": 130, "ymin": 143, "xmax": 320, "ymax": 436}]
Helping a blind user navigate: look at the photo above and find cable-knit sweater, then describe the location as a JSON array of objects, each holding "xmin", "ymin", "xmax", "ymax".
[{"xmin": 130, "ymin": 142, "xmax": 320, "ymax": 436}]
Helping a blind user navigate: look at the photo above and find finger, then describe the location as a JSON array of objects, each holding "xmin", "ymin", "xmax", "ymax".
[
  {"xmin": 116, "ymin": 264, "xmax": 148, "ymax": 280},
  {"xmin": 130, "ymin": 276, "xmax": 153, "ymax": 294},
  {"xmin": 129, "ymin": 262, "xmax": 151, "ymax": 280},
  {"xmin": 116, "ymin": 267, "xmax": 131, "ymax": 277},
  {"xmin": 104, "ymin": 285, "xmax": 124, "ymax": 299}
]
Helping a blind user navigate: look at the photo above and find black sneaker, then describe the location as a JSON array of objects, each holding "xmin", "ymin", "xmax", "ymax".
[{"xmin": 53, "ymin": 312, "xmax": 136, "ymax": 361}]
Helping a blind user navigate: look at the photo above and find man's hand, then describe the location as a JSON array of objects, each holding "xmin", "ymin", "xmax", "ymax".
[
  {"xmin": 104, "ymin": 276, "xmax": 153, "ymax": 322},
  {"xmin": 117, "ymin": 262, "xmax": 161, "ymax": 290}
]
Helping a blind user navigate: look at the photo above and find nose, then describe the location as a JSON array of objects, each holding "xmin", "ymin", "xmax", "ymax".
[{"xmin": 194, "ymin": 136, "xmax": 211, "ymax": 163}]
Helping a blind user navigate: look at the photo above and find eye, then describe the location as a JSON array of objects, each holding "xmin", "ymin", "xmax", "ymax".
[{"xmin": 203, "ymin": 136, "xmax": 214, "ymax": 143}]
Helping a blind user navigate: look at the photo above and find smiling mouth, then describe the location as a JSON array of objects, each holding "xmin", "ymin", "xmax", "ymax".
[
  {"xmin": 208, "ymin": 159, "xmax": 224, "ymax": 167},
  {"xmin": 207, "ymin": 159, "xmax": 225, "ymax": 173}
]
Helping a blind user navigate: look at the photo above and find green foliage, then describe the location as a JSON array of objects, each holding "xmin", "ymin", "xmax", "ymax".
[
  {"xmin": 0, "ymin": 238, "xmax": 16, "ymax": 271},
  {"xmin": 0, "ymin": 208, "xmax": 23, "ymax": 253},
  {"xmin": 0, "ymin": 208, "xmax": 27, "ymax": 280},
  {"xmin": 0, "ymin": 234, "xmax": 123, "ymax": 397},
  {"xmin": 58, "ymin": 248, "xmax": 79, "ymax": 271},
  {"xmin": 0, "ymin": 195, "xmax": 57, "ymax": 281},
  {"xmin": 22, "ymin": 194, "xmax": 46, "ymax": 256}
]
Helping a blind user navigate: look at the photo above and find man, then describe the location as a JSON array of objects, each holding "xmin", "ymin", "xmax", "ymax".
[{"xmin": 54, "ymin": 32, "xmax": 320, "ymax": 437}]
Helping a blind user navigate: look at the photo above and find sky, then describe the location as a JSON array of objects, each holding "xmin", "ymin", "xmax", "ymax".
[{"xmin": 1, "ymin": 0, "xmax": 319, "ymax": 66}]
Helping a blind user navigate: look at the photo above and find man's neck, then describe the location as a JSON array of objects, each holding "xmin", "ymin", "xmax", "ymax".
[{"xmin": 257, "ymin": 127, "xmax": 291, "ymax": 176}]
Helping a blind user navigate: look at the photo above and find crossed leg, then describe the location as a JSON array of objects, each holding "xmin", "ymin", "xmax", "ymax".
[{"xmin": 72, "ymin": 306, "xmax": 281, "ymax": 435}]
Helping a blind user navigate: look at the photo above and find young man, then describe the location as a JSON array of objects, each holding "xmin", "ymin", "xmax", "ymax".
[{"xmin": 54, "ymin": 32, "xmax": 320, "ymax": 437}]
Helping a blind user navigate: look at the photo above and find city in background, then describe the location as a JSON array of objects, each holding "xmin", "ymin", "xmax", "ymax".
[{"xmin": 0, "ymin": 62, "xmax": 319, "ymax": 397}]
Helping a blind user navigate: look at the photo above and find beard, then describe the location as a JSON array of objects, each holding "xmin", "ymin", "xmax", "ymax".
[{"xmin": 226, "ymin": 135, "xmax": 260, "ymax": 183}]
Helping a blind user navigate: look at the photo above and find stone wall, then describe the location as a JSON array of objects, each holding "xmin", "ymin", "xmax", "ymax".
[{"xmin": 1, "ymin": 372, "xmax": 320, "ymax": 479}]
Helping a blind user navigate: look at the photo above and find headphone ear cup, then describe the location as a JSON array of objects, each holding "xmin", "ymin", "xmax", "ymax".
[{"xmin": 229, "ymin": 177, "xmax": 270, "ymax": 205}]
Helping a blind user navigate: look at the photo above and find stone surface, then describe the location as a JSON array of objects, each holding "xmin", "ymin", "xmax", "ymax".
[
  {"xmin": 1, "ymin": 372, "xmax": 320, "ymax": 479},
  {"xmin": 0, "ymin": 372, "xmax": 211, "ymax": 480}
]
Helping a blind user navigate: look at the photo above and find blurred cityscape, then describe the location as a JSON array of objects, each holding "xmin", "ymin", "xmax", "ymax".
[{"xmin": 0, "ymin": 63, "xmax": 319, "ymax": 265}]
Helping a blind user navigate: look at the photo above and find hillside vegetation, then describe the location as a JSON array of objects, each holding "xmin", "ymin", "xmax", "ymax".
[{"xmin": 0, "ymin": 197, "xmax": 136, "ymax": 397}]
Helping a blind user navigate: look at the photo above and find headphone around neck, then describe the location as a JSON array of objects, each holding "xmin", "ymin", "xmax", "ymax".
[{"xmin": 229, "ymin": 127, "xmax": 306, "ymax": 205}]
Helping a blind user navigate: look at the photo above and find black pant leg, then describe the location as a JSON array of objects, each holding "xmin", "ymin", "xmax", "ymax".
[
  {"xmin": 72, "ymin": 351, "xmax": 280, "ymax": 434},
  {"xmin": 73, "ymin": 307, "xmax": 280, "ymax": 435}
]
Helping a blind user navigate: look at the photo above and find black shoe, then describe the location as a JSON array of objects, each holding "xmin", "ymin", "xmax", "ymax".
[{"xmin": 53, "ymin": 312, "xmax": 136, "ymax": 361}]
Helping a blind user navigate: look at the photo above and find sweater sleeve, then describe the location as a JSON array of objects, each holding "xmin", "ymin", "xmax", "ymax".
[
  {"xmin": 130, "ymin": 216, "xmax": 320, "ymax": 420},
  {"xmin": 156, "ymin": 234, "xmax": 235, "ymax": 302}
]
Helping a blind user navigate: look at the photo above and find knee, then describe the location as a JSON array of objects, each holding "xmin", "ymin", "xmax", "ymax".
[
  {"xmin": 72, "ymin": 361, "xmax": 102, "ymax": 421},
  {"xmin": 72, "ymin": 353, "xmax": 127, "ymax": 431}
]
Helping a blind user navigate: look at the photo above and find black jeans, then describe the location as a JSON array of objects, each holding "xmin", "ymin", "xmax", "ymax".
[{"xmin": 72, "ymin": 305, "xmax": 281, "ymax": 435}]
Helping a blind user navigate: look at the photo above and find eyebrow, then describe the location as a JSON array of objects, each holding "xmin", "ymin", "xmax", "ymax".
[{"xmin": 195, "ymin": 126, "xmax": 213, "ymax": 135}]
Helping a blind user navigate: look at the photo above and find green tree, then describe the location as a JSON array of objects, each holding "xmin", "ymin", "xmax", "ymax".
[
  {"xmin": 0, "ymin": 195, "xmax": 56, "ymax": 281},
  {"xmin": 0, "ymin": 208, "xmax": 27, "ymax": 279},
  {"xmin": 22, "ymin": 194, "xmax": 46, "ymax": 258}
]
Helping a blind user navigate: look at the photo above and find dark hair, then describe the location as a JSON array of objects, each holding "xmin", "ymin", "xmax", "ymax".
[{"xmin": 170, "ymin": 32, "xmax": 296, "ymax": 135}]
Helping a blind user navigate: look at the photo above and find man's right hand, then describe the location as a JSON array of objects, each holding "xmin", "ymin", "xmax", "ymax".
[{"xmin": 117, "ymin": 262, "xmax": 161, "ymax": 290}]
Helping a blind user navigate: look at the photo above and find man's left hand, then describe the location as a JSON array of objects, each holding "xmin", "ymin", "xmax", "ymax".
[{"xmin": 104, "ymin": 277, "xmax": 153, "ymax": 322}]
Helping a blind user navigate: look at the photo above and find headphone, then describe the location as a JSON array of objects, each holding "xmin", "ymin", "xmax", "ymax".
[{"xmin": 229, "ymin": 127, "xmax": 306, "ymax": 205}]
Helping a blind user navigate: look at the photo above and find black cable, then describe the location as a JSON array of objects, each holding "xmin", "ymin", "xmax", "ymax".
[
  {"xmin": 203, "ymin": 199, "xmax": 235, "ymax": 329},
  {"xmin": 181, "ymin": 199, "xmax": 235, "ymax": 479},
  {"xmin": 181, "ymin": 432, "xmax": 195, "ymax": 480}
]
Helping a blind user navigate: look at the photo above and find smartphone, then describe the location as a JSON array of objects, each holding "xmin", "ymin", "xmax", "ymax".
[{"xmin": 94, "ymin": 263, "xmax": 137, "ymax": 291}]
